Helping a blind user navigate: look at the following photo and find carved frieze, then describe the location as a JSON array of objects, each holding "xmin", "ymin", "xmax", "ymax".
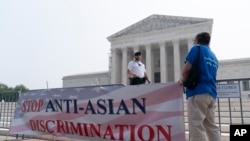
[{"xmin": 108, "ymin": 14, "xmax": 213, "ymax": 40}]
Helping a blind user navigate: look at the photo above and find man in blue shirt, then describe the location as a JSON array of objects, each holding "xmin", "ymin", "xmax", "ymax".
[{"xmin": 179, "ymin": 32, "xmax": 221, "ymax": 141}]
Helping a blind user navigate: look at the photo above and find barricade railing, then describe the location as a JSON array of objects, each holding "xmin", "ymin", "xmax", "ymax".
[
  {"xmin": 1, "ymin": 84, "xmax": 125, "ymax": 140},
  {"xmin": 216, "ymin": 78, "xmax": 250, "ymax": 134},
  {"xmin": 0, "ymin": 83, "xmax": 250, "ymax": 139},
  {"xmin": 0, "ymin": 91, "xmax": 18, "ymax": 129}
]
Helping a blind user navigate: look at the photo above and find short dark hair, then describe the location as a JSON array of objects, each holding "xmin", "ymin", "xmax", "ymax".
[
  {"xmin": 195, "ymin": 32, "xmax": 211, "ymax": 45},
  {"xmin": 134, "ymin": 51, "xmax": 141, "ymax": 56}
]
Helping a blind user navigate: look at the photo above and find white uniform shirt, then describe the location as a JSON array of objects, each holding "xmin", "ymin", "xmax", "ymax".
[{"xmin": 127, "ymin": 60, "xmax": 146, "ymax": 78}]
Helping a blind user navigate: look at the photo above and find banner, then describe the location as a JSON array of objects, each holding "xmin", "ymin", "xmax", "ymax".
[{"xmin": 10, "ymin": 83, "xmax": 185, "ymax": 141}]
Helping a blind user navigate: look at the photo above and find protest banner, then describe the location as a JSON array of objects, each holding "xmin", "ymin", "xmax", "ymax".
[{"xmin": 10, "ymin": 82, "xmax": 184, "ymax": 141}]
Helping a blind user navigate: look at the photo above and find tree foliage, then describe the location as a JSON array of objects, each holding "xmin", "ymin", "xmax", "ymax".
[{"xmin": 0, "ymin": 83, "xmax": 29, "ymax": 92}]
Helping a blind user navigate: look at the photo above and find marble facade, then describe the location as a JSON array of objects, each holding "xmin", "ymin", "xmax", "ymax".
[
  {"xmin": 62, "ymin": 14, "xmax": 250, "ymax": 97},
  {"xmin": 107, "ymin": 14, "xmax": 213, "ymax": 85}
]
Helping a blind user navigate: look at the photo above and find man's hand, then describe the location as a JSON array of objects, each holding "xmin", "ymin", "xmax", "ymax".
[
  {"xmin": 132, "ymin": 74, "xmax": 137, "ymax": 78},
  {"xmin": 178, "ymin": 78, "xmax": 184, "ymax": 86}
]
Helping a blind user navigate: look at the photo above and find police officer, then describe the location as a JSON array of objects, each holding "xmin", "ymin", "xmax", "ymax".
[{"xmin": 127, "ymin": 51, "xmax": 150, "ymax": 85}]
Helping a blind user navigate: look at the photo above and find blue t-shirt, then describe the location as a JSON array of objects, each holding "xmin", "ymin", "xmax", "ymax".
[{"xmin": 185, "ymin": 45, "xmax": 218, "ymax": 99}]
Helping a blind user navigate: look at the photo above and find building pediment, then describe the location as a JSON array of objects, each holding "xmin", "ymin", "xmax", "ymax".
[{"xmin": 107, "ymin": 14, "xmax": 213, "ymax": 40}]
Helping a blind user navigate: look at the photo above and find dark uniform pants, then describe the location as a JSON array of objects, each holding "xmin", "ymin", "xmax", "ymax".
[{"xmin": 129, "ymin": 77, "xmax": 146, "ymax": 85}]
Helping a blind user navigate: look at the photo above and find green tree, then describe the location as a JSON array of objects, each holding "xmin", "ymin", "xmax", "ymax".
[
  {"xmin": 0, "ymin": 83, "xmax": 29, "ymax": 92},
  {"xmin": 14, "ymin": 84, "xmax": 29, "ymax": 92},
  {"xmin": 0, "ymin": 83, "xmax": 10, "ymax": 92}
]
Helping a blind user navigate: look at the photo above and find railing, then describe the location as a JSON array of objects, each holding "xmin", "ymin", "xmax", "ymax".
[
  {"xmin": 183, "ymin": 97, "xmax": 250, "ymax": 135},
  {"xmin": 2, "ymin": 95, "xmax": 250, "ymax": 134},
  {"xmin": 0, "ymin": 91, "xmax": 18, "ymax": 129},
  {"xmin": 1, "ymin": 86, "xmax": 250, "ymax": 140}
]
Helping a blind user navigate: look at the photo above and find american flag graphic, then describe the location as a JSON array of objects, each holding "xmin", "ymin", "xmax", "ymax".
[{"xmin": 9, "ymin": 83, "xmax": 185, "ymax": 141}]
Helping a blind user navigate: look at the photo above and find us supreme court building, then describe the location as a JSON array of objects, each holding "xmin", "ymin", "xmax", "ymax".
[{"xmin": 63, "ymin": 14, "xmax": 250, "ymax": 97}]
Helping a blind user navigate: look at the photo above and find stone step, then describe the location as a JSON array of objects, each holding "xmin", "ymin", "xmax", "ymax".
[
  {"xmin": 184, "ymin": 123, "xmax": 230, "ymax": 133},
  {"xmin": 184, "ymin": 116, "xmax": 250, "ymax": 124},
  {"xmin": 215, "ymin": 112, "xmax": 250, "ymax": 117},
  {"xmin": 216, "ymin": 117, "xmax": 250, "ymax": 124},
  {"xmin": 0, "ymin": 116, "xmax": 13, "ymax": 121},
  {"xmin": 184, "ymin": 101, "xmax": 250, "ymax": 107},
  {"xmin": 0, "ymin": 121, "xmax": 11, "ymax": 128},
  {"xmin": 0, "ymin": 113, "xmax": 15, "ymax": 117}
]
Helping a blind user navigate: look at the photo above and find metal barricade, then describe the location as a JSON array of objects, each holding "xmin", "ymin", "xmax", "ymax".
[
  {"xmin": 0, "ymin": 83, "xmax": 250, "ymax": 140},
  {"xmin": 0, "ymin": 91, "xmax": 18, "ymax": 129},
  {"xmin": 216, "ymin": 79, "xmax": 250, "ymax": 135}
]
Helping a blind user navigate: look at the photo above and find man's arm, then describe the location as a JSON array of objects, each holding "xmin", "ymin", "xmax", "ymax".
[
  {"xmin": 179, "ymin": 61, "xmax": 192, "ymax": 85},
  {"xmin": 144, "ymin": 72, "xmax": 151, "ymax": 83},
  {"xmin": 127, "ymin": 69, "xmax": 137, "ymax": 78},
  {"xmin": 127, "ymin": 61, "xmax": 137, "ymax": 78}
]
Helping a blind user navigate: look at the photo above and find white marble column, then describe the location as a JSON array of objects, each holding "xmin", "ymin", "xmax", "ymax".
[
  {"xmin": 122, "ymin": 48, "xmax": 128, "ymax": 85},
  {"xmin": 187, "ymin": 38, "xmax": 194, "ymax": 51},
  {"xmin": 173, "ymin": 40, "xmax": 181, "ymax": 81},
  {"xmin": 111, "ymin": 48, "xmax": 118, "ymax": 84},
  {"xmin": 145, "ymin": 44, "xmax": 152, "ymax": 82},
  {"xmin": 160, "ymin": 42, "xmax": 167, "ymax": 83}
]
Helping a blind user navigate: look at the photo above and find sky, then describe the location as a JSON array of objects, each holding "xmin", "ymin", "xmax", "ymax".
[{"xmin": 0, "ymin": 0, "xmax": 249, "ymax": 90}]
